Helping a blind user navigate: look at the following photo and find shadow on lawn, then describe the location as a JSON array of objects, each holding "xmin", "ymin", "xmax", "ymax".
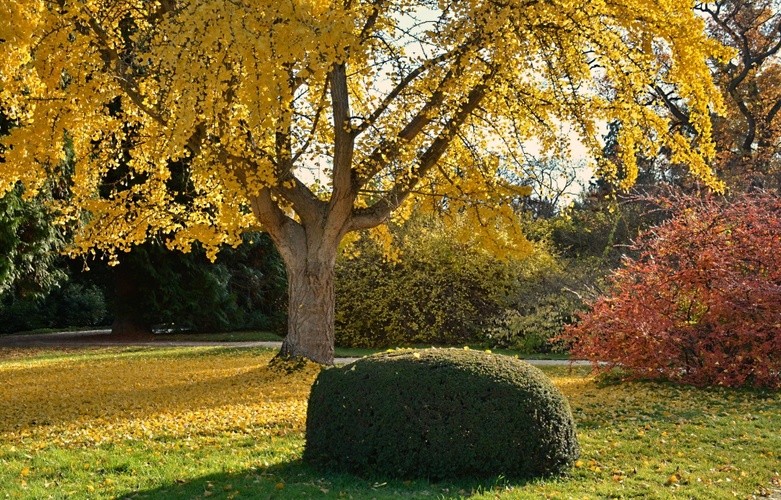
[{"xmin": 114, "ymin": 460, "xmax": 533, "ymax": 500}]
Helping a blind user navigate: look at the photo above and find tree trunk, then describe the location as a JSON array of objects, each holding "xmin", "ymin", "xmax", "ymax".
[
  {"xmin": 111, "ymin": 260, "xmax": 154, "ymax": 339},
  {"xmin": 111, "ymin": 314, "xmax": 154, "ymax": 339},
  {"xmin": 278, "ymin": 255, "xmax": 336, "ymax": 365}
]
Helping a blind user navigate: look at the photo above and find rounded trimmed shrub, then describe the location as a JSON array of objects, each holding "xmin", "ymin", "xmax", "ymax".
[{"xmin": 304, "ymin": 348, "xmax": 579, "ymax": 480}]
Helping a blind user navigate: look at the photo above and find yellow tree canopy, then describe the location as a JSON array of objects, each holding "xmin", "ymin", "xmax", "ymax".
[{"xmin": 1, "ymin": 0, "xmax": 727, "ymax": 263}]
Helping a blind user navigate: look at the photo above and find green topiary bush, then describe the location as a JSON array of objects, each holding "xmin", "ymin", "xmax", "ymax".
[{"xmin": 304, "ymin": 348, "xmax": 579, "ymax": 480}]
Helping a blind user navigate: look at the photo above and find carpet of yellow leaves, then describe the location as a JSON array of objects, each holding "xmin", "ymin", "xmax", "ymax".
[
  {"xmin": 0, "ymin": 348, "xmax": 318, "ymax": 450},
  {"xmin": 0, "ymin": 348, "xmax": 778, "ymax": 499}
]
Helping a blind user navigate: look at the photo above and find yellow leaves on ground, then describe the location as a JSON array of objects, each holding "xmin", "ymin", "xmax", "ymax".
[
  {"xmin": 0, "ymin": 348, "xmax": 319, "ymax": 450},
  {"xmin": 0, "ymin": 349, "xmax": 778, "ymax": 498}
]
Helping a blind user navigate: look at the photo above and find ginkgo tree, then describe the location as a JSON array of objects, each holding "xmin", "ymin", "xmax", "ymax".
[{"xmin": 0, "ymin": 0, "xmax": 727, "ymax": 363}]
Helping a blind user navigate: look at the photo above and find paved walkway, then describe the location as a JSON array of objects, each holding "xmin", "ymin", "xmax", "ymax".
[{"xmin": 0, "ymin": 329, "xmax": 590, "ymax": 366}]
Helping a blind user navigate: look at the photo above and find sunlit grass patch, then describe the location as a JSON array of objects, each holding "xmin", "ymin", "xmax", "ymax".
[
  {"xmin": 542, "ymin": 367, "xmax": 781, "ymax": 499},
  {"xmin": 153, "ymin": 330, "xmax": 284, "ymax": 342},
  {"xmin": 0, "ymin": 349, "xmax": 778, "ymax": 499}
]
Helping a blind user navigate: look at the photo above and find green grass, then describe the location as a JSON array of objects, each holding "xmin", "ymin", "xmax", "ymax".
[
  {"xmin": 0, "ymin": 326, "xmax": 109, "ymax": 336},
  {"xmin": 1, "ymin": 348, "xmax": 779, "ymax": 499},
  {"xmin": 0, "ymin": 328, "xmax": 285, "ymax": 341}
]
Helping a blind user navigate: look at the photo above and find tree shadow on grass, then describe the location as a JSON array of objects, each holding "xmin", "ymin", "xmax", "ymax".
[{"xmin": 113, "ymin": 459, "xmax": 536, "ymax": 500}]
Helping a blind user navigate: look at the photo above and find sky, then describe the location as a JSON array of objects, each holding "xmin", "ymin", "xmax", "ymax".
[{"xmin": 295, "ymin": 3, "xmax": 603, "ymax": 208}]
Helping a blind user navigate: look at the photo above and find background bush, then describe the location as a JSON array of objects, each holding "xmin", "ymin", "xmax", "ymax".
[
  {"xmin": 0, "ymin": 232, "xmax": 287, "ymax": 334},
  {"xmin": 335, "ymin": 219, "xmax": 520, "ymax": 347},
  {"xmin": 335, "ymin": 215, "xmax": 605, "ymax": 352},
  {"xmin": 0, "ymin": 184, "xmax": 66, "ymax": 298},
  {"xmin": 560, "ymin": 192, "xmax": 781, "ymax": 389},
  {"xmin": 110, "ymin": 235, "xmax": 286, "ymax": 333},
  {"xmin": 0, "ymin": 282, "xmax": 107, "ymax": 333},
  {"xmin": 483, "ymin": 254, "xmax": 607, "ymax": 353},
  {"xmin": 305, "ymin": 348, "xmax": 579, "ymax": 480}
]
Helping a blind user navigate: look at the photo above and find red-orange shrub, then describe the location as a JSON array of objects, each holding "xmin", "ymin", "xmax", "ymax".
[{"xmin": 559, "ymin": 192, "xmax": 781, "ymax": 389}]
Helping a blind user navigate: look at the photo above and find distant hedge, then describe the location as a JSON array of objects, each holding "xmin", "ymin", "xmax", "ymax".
[
  {"xmin": 304, "ymin": 348, "xmax": 580, "ymax": 480},
  {"xmin": 0, "ymin": 282, "xmax": 107, "ymax": 333},
  {"xmin": 334, "ymin": 227, "xmax": 516, "ymax": 347}
]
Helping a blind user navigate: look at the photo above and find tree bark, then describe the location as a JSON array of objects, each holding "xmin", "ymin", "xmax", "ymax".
[
  {"xmin": 251, "ymin": 178, "xmax": 347, "ymax": 365},
  {"xmin": 110, "ymin": 260, "xmax": 154, "ymax": 339},
  {"xmin": 278, "ymin": 254, "xmax": 336, "ymax": 364}
]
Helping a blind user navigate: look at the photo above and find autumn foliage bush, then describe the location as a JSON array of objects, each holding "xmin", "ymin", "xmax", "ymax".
[
  {"xmin": 560, "ymin": 192, "xmax": 781, "ymax": 389},
  {"xmin": 304, "ymin": 348, "xmax": 580, "ymax": 480}
]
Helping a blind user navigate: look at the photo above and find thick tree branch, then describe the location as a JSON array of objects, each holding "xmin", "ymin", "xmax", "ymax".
[
  {"xmin": 765, "ymin": 98, "xmax": 781, "ymax": 129},
  {"xmin": 329, "ymin": 63, "xmax": 356, "ymax": 205},
  {"xmin": 352, "ymin": 49, "xmax": 457, "ymax": 137},
  {"xmin": 270, "ymin": 139, "xmax": 325, "ymax": 225},
  {"xmin": 273, "ymin": 173, "xmax": 326, "ymax": 225},
  {"xmin": 654, "ymin": 85, "xmax": 691, "ymax": 128},
  {"xmin": 248, "ymin": 188, "xmax": 304, "ymax": 263},
  {"xmin": 359, "ymin": 0, "xmax": 384, "ymax": 41},
  {"xmin": 700, "ymin": 1, "xmax": 781, "ymax": 93},
  {"xmin": 730, "ymin": 88, "xmax": 757, "ymax": 153},
  {"xmin": 349, "ymin": 72, "xmax": 493, "ymax": 231},
  {"xmin": 355, "ymin": 35, "xmax": 483, "ymax": 186}
]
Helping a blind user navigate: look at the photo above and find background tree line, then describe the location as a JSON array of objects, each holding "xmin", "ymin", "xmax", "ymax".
[{"xmin": 0, "ymin": 1, "xmax": 778, "ymax": 377}]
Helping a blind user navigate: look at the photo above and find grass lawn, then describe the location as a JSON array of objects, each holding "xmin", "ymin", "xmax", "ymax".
[
  {"xmin": 153, "ymin": 333, "xmax": 570, "ymax": 361},
  {"xmin": 0, "ymin": 347, "xmax": 778, "ymax": 499},
  {"xmin": 151, "ymin": 332, "xmax": 570, "ymax": 360},
  {"xmin": 0, "ymin": 329, "xmax": 286, "ymax": 343},
  {"xmin": 332, "ymin": 346, "xmax": 570, "ymax": 360}
]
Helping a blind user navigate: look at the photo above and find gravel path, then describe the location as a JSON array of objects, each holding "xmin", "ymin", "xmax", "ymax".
[{"xmin": 0, "ymin": 329, "xmax": 589, "ymax": 366}]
